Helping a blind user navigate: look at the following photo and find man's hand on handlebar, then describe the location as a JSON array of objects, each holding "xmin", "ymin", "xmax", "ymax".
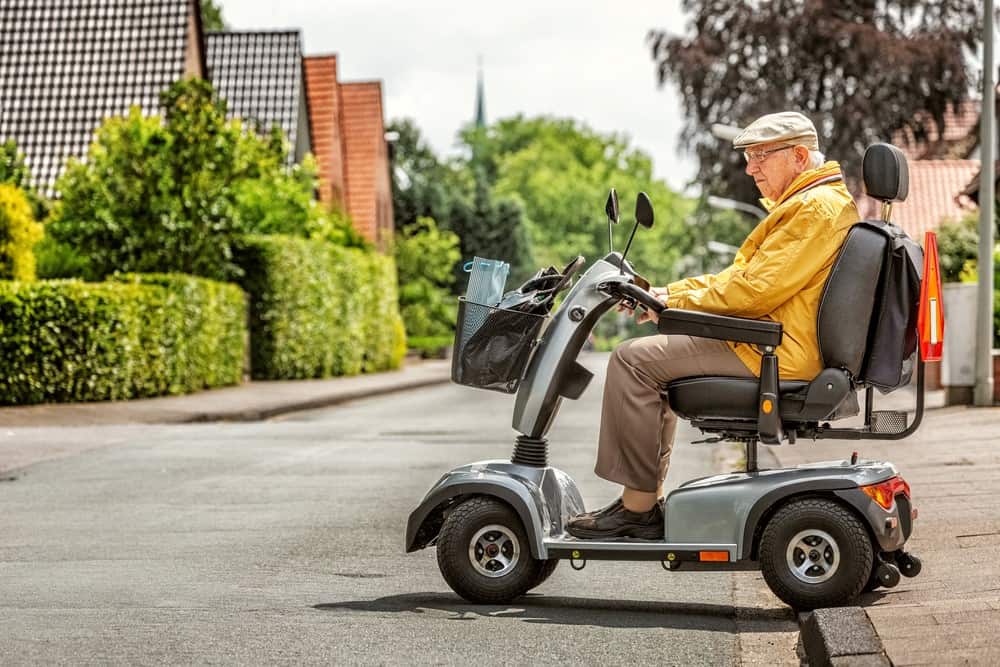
[{"xmin": 618, "ymin": 286, "xmax": 669, "ymax": 324}]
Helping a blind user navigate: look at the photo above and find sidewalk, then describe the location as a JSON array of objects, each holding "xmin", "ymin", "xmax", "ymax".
[
  {"xmin": 769, "ymin": 388, "xmax": 1000, "ymax": 664},
  {"xmin": 0, "ymin": 359, "xmax": 452, "ymax": 428},
  {"xmin": 0, "ymin": 359, "xmax": 452, "ymax": 474}
]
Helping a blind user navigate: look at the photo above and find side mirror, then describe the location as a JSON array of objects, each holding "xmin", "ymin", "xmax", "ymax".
[
  {"xmin": 635, "ymin": 192, "xmax": 654, "ymax": 228},
  {"xmin": 618, "ymin": 192, "xmax": 654, "ymax": 272},
  {"xmin": 605, "ymin": 189, "xmax": 620, "ymax": 224}
]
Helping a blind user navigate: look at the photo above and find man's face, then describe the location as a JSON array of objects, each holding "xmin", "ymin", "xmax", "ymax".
[{"xmin": 744, "ymin": 142, "xmax": 809, "ymax": 201}]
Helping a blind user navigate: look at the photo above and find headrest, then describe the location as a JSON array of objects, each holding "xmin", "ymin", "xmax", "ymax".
[{"xmin": 862, "ymin": 143, "xmax": 909, "ymax": 203}]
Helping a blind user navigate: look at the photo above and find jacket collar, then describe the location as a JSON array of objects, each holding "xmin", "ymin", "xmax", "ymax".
[{"xmin": 758, "ymin": 161, "xmax": 844, "ymax": 212}]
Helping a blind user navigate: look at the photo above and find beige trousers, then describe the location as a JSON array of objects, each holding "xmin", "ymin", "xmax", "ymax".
[{"xmin": 595, "ymin": 334, "xmax": 755, "ymax": 493}]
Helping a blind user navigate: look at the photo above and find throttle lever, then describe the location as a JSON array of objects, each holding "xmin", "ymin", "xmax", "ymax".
[{"xmin": 600, "ymin": 280, "xmax": 666, "ymax": 315}]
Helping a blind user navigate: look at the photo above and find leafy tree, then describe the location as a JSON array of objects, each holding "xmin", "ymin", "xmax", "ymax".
[
  {"xmin": 394, "ymin": 217, "xmax": 461, "ymax": 354},
  {"xmin": 0, "ymin": 139, "xmax": 51, "ymax": 221},
  {"xmin": 201, "ymin": 0, "xmax": 226, "ymax": 31},
  {"xmin": 0, "ymin": 140, "xmax": 30, "ymax": 188},
  {"xmin": 389, "ymin": 118, "xmax": 532, "ymax": 286},
  {"xmin": 937, "ymin": 213, "xmax": 981, "ymax": 283},
  {"xmin": 446, "ymin": 171, "xmax": 532, "ymax": 286},
  {"xmin": 461, "ymin": 115, "xmax": 693, "ymax": 285},
  {"xmin": 650, "ymin": 1, "xmax": 981, "ymax": 204},
  {"xmin": 673, "ymin": 195, "xmax": 756, "ymax": 277},
  {"xmin": 0, "ymin": 183, "xmax": 44, "ymax": 281},
  {"xmin": 51, "ymin": 80, "xmax": 247, "ymax": 280},
  {"xmin": 388, "ymin": 119, "xmax": 455, "ymax": 233},
  {"xmin": 50, "ymin": 78, "xmax": 354, "ymax": 281},
  {"xmin": 233, "ymin": 139, "xmax": 369, "ymax": 249}
]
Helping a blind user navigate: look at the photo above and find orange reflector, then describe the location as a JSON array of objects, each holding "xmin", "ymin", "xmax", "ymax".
[
  {"xmin": 699, "ymin": 551, "xmax": 729, "ymax": 562},
  {"xmin": 917, "ymin": 231, "xmax": 944, "ymax": 361},
  {"xmin": 761, "ymin": 399, "xmax": 773, "ymax": 414}
]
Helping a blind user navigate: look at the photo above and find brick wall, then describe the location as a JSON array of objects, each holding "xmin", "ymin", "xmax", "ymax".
[
  {"xmin": 303, "ymin": 55, "xmax": 346, "ymax": 206},
  {"xmin": 340, "ymin": 81, "xmax": 394, "ymax": 248}
]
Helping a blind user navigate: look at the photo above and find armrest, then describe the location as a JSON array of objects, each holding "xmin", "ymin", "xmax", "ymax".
[{"xmin": 658, "ymin": 309, "xmax": 783, "ymax": 348}]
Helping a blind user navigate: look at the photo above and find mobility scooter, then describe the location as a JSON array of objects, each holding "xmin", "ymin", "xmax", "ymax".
[{"xmin": 406, "ymin": 144, "xmax": 935, "ymax": 610}]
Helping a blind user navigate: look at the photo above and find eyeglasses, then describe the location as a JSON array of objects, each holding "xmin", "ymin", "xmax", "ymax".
[{"xmin": 743, "ymin": 145, "xmax": 794, "ymax": 163}]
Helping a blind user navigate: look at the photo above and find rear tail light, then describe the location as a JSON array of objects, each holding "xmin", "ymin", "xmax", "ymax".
[{"xmin": 861, "ymin": 476, "xmax": 911, "ymax": 510}]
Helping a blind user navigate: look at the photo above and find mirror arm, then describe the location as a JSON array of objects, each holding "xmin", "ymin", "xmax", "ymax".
[{"xmin": 619, "ymin": 222, "xmax": 640, "ymax": 275}]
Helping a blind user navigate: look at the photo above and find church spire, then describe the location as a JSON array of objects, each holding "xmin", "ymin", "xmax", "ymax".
[{"xmin": 475, "ymin": 55, "xmax": 486, "ymax": 129}]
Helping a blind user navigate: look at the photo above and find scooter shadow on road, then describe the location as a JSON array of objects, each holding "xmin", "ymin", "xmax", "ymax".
[{"xmin": 314, "ymin": 593, "xmax": 792, "ymax": 630}]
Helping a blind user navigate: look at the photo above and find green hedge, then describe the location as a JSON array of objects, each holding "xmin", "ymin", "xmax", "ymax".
[
  {"xmin": 0, "ymin": 274, "xmax": 245, "ymax": 405},
  {"xmin": 235, "ymin": 235, "xmax": 406, "ymax": 379}
]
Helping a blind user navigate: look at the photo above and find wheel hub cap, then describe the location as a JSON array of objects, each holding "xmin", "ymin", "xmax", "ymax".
[
  {"xmin": 786, "ymin": 529, "xmax": 840, "ymax": 584},
  {"xmin": 469, "ymin": 524, "xmax": 520, "ymax": 578}
]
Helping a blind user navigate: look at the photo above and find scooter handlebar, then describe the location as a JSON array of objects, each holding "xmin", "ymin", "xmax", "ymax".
[{"xmin": 608, "ymin": 281, "xmax": 667, "ymax": 314}]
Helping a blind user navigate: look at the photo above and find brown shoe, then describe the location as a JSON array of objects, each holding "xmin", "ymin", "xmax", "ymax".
[
  {"xmin": 571, "ymin": 497, "xmax": 623, "ymax": 521},
  {"xmin": 565, "ymin": 501, "xmax": 663, "ymax": 540}
]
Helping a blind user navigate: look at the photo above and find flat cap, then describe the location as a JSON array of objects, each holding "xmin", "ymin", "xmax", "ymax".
[{"xmin": 732, "ymin": 111, "xmax": 819, "ymax": 151}]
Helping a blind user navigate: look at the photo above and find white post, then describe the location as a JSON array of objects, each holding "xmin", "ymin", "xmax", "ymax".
[{"xmin": 976, "ymin": 0, "xmax": 997, "ymax": 406}]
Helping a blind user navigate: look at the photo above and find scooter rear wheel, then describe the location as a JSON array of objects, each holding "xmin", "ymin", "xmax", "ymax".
[
  {"xmin": 759, "ymin": 498, "xmax": 874, "ymax": 610},
  {"xmin": 436, "ymin": 496, "xmax": 547, "ymax": 604}
]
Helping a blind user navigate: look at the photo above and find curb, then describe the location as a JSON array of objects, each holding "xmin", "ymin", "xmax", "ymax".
[
  {"xmin": 798, "ymin": 607, "xmax": 889, "ymax": 666},
  {"xmin": 0, "ymin": 363, "xmax": 453, "ymax": 428},
  {"xmin": 181, "ymin": 375, "xmax": 451, "ymax": 422}
]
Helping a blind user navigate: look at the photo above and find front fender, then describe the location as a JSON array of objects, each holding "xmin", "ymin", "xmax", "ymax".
[{"xmin": 405, "ymin": 461, "xmax": 585, "ymax": 559}]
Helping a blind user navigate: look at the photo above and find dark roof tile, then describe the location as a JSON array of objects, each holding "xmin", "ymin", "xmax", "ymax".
[
  {"xmin": 205, "ymin": 30, "xmax": 310, "ymax": 164},
  {"xmin": 0, "ymin": 0, "xmax": 195, "ymax": 195}
]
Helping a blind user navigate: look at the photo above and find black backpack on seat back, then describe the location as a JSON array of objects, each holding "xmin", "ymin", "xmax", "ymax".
[{"xmin": 855, "ymin": 144, "xmax": 924, "ymax": 393}]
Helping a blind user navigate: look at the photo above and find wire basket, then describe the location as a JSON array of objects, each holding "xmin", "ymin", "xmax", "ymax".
[{"xmin": 451, "ymin": 298, "xmax": 547, "ymax": 393}]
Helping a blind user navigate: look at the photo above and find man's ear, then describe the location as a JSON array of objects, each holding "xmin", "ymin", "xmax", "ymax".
[{"xmin": 794, "ymin": 145, "xmax": 810, "ymax": 167}]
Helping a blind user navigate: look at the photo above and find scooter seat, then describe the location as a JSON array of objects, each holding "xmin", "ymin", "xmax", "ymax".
[{"xmin": 665, "ymin": 368, "xmax": 858, "ymax": 422}]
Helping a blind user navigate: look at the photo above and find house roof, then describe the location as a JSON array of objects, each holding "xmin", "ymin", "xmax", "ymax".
[
  {"xmin": 0, "ymin": 0, "xmax": 201, "ymax": 196},
  {"xmin": 859, "ymin": 160, "xmax": 980, "ymax": 239},
  {"xmin": 893, "ymin": 101, "xmax": 980, "ymax": 162},
  {"xmin": 205, "ymin": 30, "xmax": 311, "ymax": 164}
]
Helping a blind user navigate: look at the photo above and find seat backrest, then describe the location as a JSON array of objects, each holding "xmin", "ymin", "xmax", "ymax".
[
  {"xmin": 816, "ymin": 143, "xmax": 909, "ymax": 378},
  {"xmin": 817, "ymin": 226, "xmax": 888, "ymax": 375}
]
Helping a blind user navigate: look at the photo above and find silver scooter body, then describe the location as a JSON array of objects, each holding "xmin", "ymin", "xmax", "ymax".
[{"xmin": 406, "ymin": 254, "xmax": 907, "ymax": 567}]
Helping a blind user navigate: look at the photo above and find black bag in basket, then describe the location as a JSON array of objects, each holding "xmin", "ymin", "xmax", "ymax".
[{"xmin": 458, "ymin": 307, "xmax": 545, "ymax": 392}]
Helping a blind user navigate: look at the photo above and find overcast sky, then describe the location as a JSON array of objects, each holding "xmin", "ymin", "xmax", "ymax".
[{"xmin": 215, "ymin": 0, "xmax": 698, "ymax": 192}]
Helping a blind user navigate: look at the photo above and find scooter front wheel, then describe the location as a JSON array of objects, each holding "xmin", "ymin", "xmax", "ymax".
[
  {"xmin": 436, "ymin": 496, "xmax": 547, "ymax": 604},
  {"xmin": 759, "ymin": 498, "xmax": 874, "ymax": 610}
]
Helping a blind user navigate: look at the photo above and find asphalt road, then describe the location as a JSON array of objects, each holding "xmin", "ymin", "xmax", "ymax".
[{"xmin": 0, "ymin": 354, "xmax": 797, "ymax": 665}]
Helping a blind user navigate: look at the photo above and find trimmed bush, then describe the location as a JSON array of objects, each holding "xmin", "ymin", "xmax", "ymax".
[
  {"xmin": 0, "ymin": 274, "xmax": 245, "ymax": 405},
  {"xmin": 112, "ymin": 273, "xmax": 247, "ymax": 393},
  {"xmin": 235, "ymin": 235, "xmax": 406, "ymax": 379},
  {"xmin": 0, "ymin": 184, "xmax": 44, "ymax": 281}
]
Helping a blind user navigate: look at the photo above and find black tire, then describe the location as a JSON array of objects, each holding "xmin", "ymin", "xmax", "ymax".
[
  {"xmin": 529, "ymin": 559, "xmax": 559, "ymax": 590},
  {"xmin": 436, "ymin": 496, "xmax": 546, "ymax": 604},
  {"xmin": 862, "ymin": 555, "xmax": 883, "ymax": 593},
  {"xmin": 759, "ymin": 498, "xmax": 874, "ymax": 611}
]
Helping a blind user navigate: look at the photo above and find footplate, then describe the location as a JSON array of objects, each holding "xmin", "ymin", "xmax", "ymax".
[{"xmin": 870, "ymin": 410, "xmax": 907, "ymax": 434}]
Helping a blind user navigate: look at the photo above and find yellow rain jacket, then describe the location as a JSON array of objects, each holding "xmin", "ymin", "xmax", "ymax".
[{"xmin": 666, "ymin": 161, "xmax": 859, "ymax": 380}]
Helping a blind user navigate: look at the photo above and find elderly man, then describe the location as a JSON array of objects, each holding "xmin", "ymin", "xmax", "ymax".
[{"xmin": 567, "ymin": 111, "xmax": 860, "ymax": 539}]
